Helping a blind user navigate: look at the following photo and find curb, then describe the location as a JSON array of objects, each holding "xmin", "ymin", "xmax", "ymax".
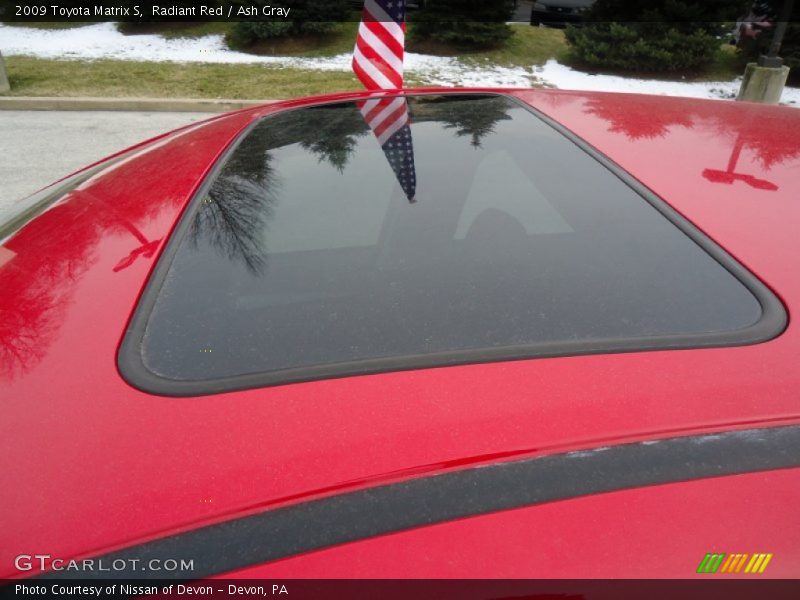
[{"xmin": 0, "ymin": 96, "xmax": 276, "ymax": 112}]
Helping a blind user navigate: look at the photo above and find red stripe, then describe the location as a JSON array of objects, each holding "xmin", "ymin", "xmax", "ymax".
[
  {"xmin": 352, "ymin": 58, "xmax": 382, "ymax": 91},
  {"xmin": 363, "ymin": 19, "xmax": 404, "ymax": 59},
  {"xmin": 363, "ymin": 98, "xmax": 395, "ymax": 122},
  {"xmin": 354, "ymin": 2, "xmax": 405, "ymax": 90},
  {"xmin": 355, "ymin": 37, "xmax": 403, "ymax": 89},
  {"xmin": 372, "ymin": 102, "xmax": 407, "ymax": 139},
  {"xmin": 355, "ymin": 35, "xmax": 403, "ymax": 87}
]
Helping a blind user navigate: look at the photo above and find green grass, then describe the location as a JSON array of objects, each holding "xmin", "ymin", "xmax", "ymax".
[
  {"xmin": 411, "ymin": 25, "xmax": 569, "ymax": 68},
  {"xmin": 0, "ymin": 20, "xmax": 747, "ymax": 79},
  {"xmin": 0, "ymin": 24, "xmax": 748, "ymax": 100},
  {"xmin": 2, "ymin": 57, "xmax": 363, "ymax": 99},
  {"xmin": 0, "ymin": 24, "xmax": 564, "ymax": 100}
]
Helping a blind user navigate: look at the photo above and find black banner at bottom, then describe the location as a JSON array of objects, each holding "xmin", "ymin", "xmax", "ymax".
[{"xmin": 3, "ymin": 580, "xmax": 800, "ymax": 600}]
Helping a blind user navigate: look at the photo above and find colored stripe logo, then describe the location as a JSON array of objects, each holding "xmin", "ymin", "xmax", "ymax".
[{"xmin": 697, "ymin": 553, "xmax": 773, "ymax": 574}]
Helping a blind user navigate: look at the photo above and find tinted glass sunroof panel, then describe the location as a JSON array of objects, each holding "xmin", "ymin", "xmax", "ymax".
[{"xmin": 125, "ymin": 94, "xmax": 783, "ymax": 394}]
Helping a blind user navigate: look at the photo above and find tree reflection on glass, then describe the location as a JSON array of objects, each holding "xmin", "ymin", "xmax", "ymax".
[
  {"xmin": 188, "ymin": 106, "xmax": 372, "ymax": 274},
  {"xmin": 295, "ymin": 107, "xmax": 370, "ymax": 172},
  {"xmin": 186, "ymin": 98, "xmax": 516, "ymax": 274},
  {"xmin": 422, "ymin": 95, "xmax": 512, "ymax": 148},
  {"xmin": 191, "ymin": 178, "xmax": 275, "ymax": 275},
  {"xmin": 189, "ymin": 129, "xmax": 278, "ymax": 275}
]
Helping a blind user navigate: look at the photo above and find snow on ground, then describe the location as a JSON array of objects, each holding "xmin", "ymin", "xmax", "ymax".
[
  {"xmin": 2, "ymin": 22, "xmax": 798, "ymax": 105},
  {"xmin": 0, "ymin": 22, "xmax": 349, "ymax": 65},
  {"xmin": 536, "ymin": 59, "xmax": 798, "ymax": 106},
  {"xmin": 0, "ymin": 22, "xmax": 531, "ymax": 85}
]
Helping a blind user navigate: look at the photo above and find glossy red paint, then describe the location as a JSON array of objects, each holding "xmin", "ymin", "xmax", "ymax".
[{"xmin": 2, "ymin": 89, "xmax": 799, "ymax": 578}]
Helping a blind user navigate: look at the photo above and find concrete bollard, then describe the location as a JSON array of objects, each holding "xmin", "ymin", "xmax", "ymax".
[
  {"xmin": 737, "ymin": 63, "xmax": 791, "ymax": 104},
  {"xmin": 0, "ymin": 51, "xmax": 9, "ymax": 93}
]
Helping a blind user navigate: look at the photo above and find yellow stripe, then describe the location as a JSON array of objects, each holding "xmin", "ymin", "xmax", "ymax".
[
  {"xmin": 758, "ymin": 554, "xmax": 773, "ymax": 573},
  {"xmin": 735, "ymin": 554, "xmax": 749, "ymax": 573},
  {"xmin": 751, "ymin": 554, "xmax": 767, "ymax": 573},
  {"xmin": 745, "ymin": 554, "xmax": 761, "ymax": 573}
]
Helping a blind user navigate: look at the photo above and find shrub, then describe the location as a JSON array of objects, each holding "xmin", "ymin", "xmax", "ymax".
[
  {"xmin": 231, "ymin": 0, "xmax": 349, "ymax": 45},
  {"xmin": 232, "ymin": 19, "xmax": 294, "ymax": 44},
  {"xmin": 565, "ymin": 0, "xmax": 751, "ymax": 72},
  {"xmin": 411, "ymin": 0, "xmax": 516, "ymax": 49},
  {"xmin": 565, "ymin": 21, "xmax": 723, "ymax": 71}
]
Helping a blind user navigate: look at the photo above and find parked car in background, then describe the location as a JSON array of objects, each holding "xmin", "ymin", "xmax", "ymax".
[{"xmin": 531, "ymin": 0, "xmax": 595, "ymax": 26}]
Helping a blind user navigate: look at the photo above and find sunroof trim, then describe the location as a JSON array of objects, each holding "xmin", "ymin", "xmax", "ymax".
[{"xmin": 118, "ymin": 92, "xmax": 787, "ymax": 397}]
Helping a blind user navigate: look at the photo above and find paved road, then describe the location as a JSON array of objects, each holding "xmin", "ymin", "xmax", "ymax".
[{"xmin": 0, "ymin": 111, "xmax": 205, "ymax": 213}]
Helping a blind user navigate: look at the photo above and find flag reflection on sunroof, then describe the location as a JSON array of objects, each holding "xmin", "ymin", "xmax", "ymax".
[{"xmin": 136, "ymin": 94, "xmax": 767, "ymax": 389}]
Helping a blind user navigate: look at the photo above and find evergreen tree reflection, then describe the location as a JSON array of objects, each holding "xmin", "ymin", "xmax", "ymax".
[
  {"xmin": 420, "ymin": 95, "xmax": 512, "ymax": 148},
  {"xmin": 188, "ymin": 106, "xmax": 371, "ymax": 274},
  {"xmin": 186, "ymin": 98, "xmax": 514, "ymax": 273},
  {"xmin": 189, "ymin": 125, "xmax": 279, "ymax": 275}
]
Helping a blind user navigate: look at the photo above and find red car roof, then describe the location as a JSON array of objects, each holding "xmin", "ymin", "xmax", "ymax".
[{"xmin": 2, "ymin": 89, "xmax": 799, "ymax": 578}]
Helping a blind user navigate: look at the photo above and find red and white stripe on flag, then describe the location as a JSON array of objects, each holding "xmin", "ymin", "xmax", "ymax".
[
  {"xmin": 352, "ymin": 0, "xmax": 406, "ymax": 90},
  {"xmin": 359, "ymin": 96, "xmax": 409, "ymax": 145}
]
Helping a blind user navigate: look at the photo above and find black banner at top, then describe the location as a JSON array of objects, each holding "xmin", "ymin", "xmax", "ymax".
[{"xmin": 0, "ymin": 0, "xmax": 794, "ymax": 24}]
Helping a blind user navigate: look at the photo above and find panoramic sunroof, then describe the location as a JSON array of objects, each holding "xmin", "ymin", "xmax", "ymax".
[{"xmin": 120, "ymin": 94, "xmax": 785, "ymax": 396}]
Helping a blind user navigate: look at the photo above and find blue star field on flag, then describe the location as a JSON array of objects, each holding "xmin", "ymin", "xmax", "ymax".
[
  {"xmin": 381, "ymin": 119, "xmax": 417, "ymax": 202},
  {"xmin": 358, "ymin": 96, "xmax": 417, "ymax": 202}
]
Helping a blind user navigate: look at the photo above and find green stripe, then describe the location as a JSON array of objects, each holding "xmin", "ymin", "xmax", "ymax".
[
  {"xmin": 709, "ymin": 553, "xmax": 726, "ymax": 573},
  {"xmin": 697, "ymin": 553, "xmax": 727, "ymax": 573},
  {"xmin": 697, "ymin": 554, "xmax": 712, "ymax": 573}
]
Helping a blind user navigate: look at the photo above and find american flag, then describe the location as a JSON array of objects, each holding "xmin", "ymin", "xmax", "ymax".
[
  {"xmin": 353, "ymin": 0, "xmax": 416, "ymax": 201},
  {"xmin": 352, "ymin": 0, "xmax": 406, "ymax": 90},
  {"xmin": 359, "ymin": 96, "xmax": 417, "ymax": 201}
]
